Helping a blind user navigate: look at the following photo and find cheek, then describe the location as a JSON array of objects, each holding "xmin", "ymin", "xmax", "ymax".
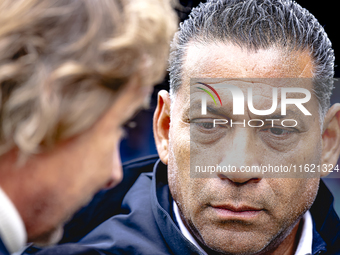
[
  {"xmin": 268, "ymin": 178, "xmax": 319, "ymax": 220},
  {"xmin": 81, "ymin": 127, "xmax": 122, "ymax": 189},
  {"xmin": 259, "ymin": 132, "xmax": 323, "ymax": 174},
  {"xmin": 168, "ymin": 140, "xmax": 207, "ymax": 222},
  {"xmin": 168, "ymin": 118, "xmax": 191, "ymax": 191}
]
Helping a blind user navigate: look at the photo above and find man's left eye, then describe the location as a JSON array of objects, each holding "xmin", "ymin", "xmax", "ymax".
[
  {"xmin": 269, "ymin": 128, "xmax": 289, "ymax": 135},
  {"xmin": 261, "ymin": 127, "xmax": 295, "ymax": 137}
]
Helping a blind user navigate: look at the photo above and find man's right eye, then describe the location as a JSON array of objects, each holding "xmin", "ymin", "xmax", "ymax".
[
  {"xmin": 189, "ymin": 119, "xmax": 228, "ymax": 144},
  {"xmin": 190, "ymin": 119, "xmax": 220, "ymax": 131},
  {"xmin": 190, "ymin": 118, "xmax": 230, "ymax": 132},
  {"xmin": 196, "ymin": 122, "xmax": 215, "ymax": 129}
]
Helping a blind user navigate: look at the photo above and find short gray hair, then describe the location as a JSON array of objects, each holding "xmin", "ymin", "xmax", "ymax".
[{"xmin": 169, "ymin": 0, "xmax": 335, "ymax": 118}]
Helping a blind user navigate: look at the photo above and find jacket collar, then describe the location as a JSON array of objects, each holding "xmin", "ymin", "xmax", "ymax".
[
  {"xmin": 150, "ymin": 159, "xmax": 204, "ymax": 254},
  {"xmin": 0, "ymin": 238, "xmax": 10, "ymax": 255},
  {"xmin": 310, "ymin": 180, "xmax": 340, "ymax": 254}
]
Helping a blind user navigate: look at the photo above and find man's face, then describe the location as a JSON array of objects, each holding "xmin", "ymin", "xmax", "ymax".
[
  {"xmin": 9, "ymin": 76, "xmax": 152, "ymax": 244},
  {"xmin": 166, "ymin": 43, "xmax": 324, "ymax": 254}
]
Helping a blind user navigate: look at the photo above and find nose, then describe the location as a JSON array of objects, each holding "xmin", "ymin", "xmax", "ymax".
[
  {"xmin": 104, "ymin": 147, "xmax": 123, "ymax": 189},
  {"xmin": 216, "ymin": 128, "xmax": 262, "ymax": 184},
  {"xmin": 217, "ymin": 171, "xmax": 262, "ymax": 184}
]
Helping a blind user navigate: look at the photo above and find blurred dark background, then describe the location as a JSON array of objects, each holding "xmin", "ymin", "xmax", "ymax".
[{"xmin": 119, "ymin": 1, "xmax": 340, "ymax": 214}]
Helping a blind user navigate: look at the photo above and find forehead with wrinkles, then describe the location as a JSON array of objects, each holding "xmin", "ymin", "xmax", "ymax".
[
  {"xmin": 182, "ymin": 42, "xmax": 314, "ymax": 83},
  {"xmin": 170, "ymin": 42, "xmax": 315, "ymax": 113}
]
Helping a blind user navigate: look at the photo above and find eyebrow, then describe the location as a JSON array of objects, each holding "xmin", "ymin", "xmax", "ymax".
[
  {"xmin": 189, "ymin": 101, "xmax": 307, "ymax": 120},
  {"xmin": 263, "ymin": 114, "xmax": 285, "ymax": 119},
  {"xmin": 258, "ymin": 109, "xmax": 303, "ymax": 119},
  {"xmin": 188, "ymin": 102, "xmax": 228, "ymax": 117}
]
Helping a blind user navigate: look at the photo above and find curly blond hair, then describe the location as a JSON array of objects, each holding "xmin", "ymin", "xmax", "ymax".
[{"xmin": 0, "ymin": 0, "xmax": 177, "ymax": 156}]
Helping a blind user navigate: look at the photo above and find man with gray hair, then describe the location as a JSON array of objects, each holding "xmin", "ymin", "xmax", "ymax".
[
  {"xmin": 0, "ymin": 0, "xmax": 177, "ymax": 254},
  {"xmin": 23, "ymin": 0, "xmax": 340, "ymax": 254}
]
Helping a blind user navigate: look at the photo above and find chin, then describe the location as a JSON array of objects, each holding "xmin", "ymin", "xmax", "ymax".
[{"xmin": 33, "ymin": 225, "xmax": 64, "ymax": 247}]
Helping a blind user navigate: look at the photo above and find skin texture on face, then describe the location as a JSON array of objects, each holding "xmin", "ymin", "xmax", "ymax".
[
  {"xmin": 0, "ymin": 74, "xmax": 153, "ymax": 245},
  {"xmin": 154, "ymin": 42, "xmax": 340, "ymax": 255}
]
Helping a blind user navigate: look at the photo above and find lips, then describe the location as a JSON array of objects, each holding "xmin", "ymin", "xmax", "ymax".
[{"xmin": 211, "ymin": 204, "xmax": 263, "ymax": 219}]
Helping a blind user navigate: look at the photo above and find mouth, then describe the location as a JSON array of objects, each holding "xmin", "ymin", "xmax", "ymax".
[{"xmin": 210, "ymin": 204, "xmax": 263, "ymax": 220}]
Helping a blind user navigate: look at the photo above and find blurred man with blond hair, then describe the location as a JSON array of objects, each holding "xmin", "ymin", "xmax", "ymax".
[
  {"xmin": 0, "ymin": 0, "xmax": 176, "ymax": 254},
  {"xmin": 24, "ymin": 0, "xmax": 340, "ymax": 255}
]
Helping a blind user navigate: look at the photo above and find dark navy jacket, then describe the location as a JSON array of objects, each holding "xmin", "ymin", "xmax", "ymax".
[
  {"xmin": 23, "ymin": 155, "xmax": 340, "ymax": 255},
  {"xmin": 0, "ymin": 238, "xmax": 10, "ymax": 255}
]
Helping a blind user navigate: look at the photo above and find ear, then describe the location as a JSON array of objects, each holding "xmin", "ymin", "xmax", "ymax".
[
  {"xmin": 153, "ymin": 90, "xmax": 171, "ymax": 165},
  {"xmin": 321, "ymin": 103, "xmax": 340, "ymax": 177}
]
